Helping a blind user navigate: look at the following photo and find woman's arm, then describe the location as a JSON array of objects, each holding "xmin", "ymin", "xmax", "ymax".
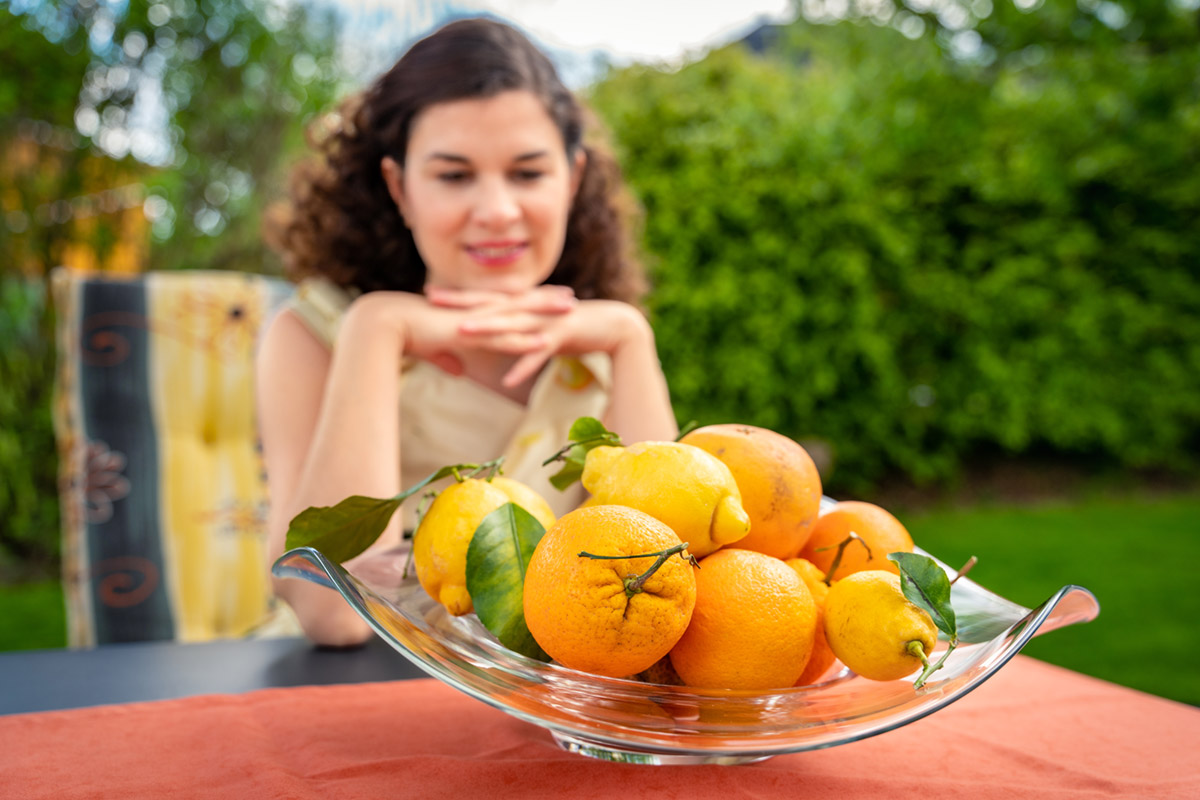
[
  {"xmin": 258, "ymin": 296, "xmax": 409, "ymax": 646},
  {"xmin": 596, "ymin": 304, "xmax": 677, "ymax": 444},
  {"xmin": 258, "ymin": 287, "xmax": 581, "ymax": 645}
]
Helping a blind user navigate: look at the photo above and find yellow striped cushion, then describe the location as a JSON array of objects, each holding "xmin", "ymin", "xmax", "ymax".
[{"xmin": 52, "ymin": 268, "xmax": 296, "ymax": 646}]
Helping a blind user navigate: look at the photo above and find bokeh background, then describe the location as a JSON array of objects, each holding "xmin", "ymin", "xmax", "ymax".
[{"xmin": 2, "ymin": 0, "xmax": 1197, "ymax": 704}]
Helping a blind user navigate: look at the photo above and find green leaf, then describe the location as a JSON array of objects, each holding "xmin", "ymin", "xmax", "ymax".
[
  {"xmin": 674, "ymin": 420, "xmax": 701, "ymax": 441},
  {"xmin": 568, "ymin": 416, "xmax": 610, "ymax": 441},
  {"xmin": 547, "ymin": 442, "xmax": 595, "ymax": 491},
  {"xmin": 466, "ymin": 502, "xmax": 551, "ymax": 662},
  {"xmin": 542, "ymin": 416, "xmax": 622, "ymax": 491},
  {"xmin": 284, "ymin": 458, "xmax": 504, "ymax": 563},
  {"xmin": 285, "ymin": 496, "xmax": 402, "ymax": 564},
  {"xmin": 548, "ymin": 459, "xmax": 585, "ymax": 491},
  {"xmin": 889, "ymin": 552, "xmax": 958, "ymax": 641}
]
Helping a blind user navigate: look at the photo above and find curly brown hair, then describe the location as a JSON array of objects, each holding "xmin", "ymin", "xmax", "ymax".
[{"xmin": 265, "ymin": 17, "xmax": 647, "ymax": 304}]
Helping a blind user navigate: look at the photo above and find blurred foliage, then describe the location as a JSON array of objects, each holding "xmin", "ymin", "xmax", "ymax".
[
  {"xmin": 589, "ymin": 0, "xmax": 1200, "ymax": 492},
  {"xmin": 0, "ymin": 0, "xmax": 346, "ymax": 576},
  {"xmin": 0, "ymin": 280, "xmax": 59, "ymax": 578},
  {"xmin": 3, "ymin": 0, "xmax": 1198, "ymax": 575},
  {"xmin": 0, "ymin": 580, "xmax": 66, "ymax": 650},
  {"xmin": 1, "ymin": 0, "xmax": 344, "ymax": 270}
]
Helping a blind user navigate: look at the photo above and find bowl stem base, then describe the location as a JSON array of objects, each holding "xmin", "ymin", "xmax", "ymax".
[{"xmin": 551, "ymin": 732, "xmax": 772, "ymax": 766}]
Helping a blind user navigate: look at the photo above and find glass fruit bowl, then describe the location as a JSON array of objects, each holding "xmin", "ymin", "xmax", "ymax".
[{"xmin": 273, "ymin": 513, "xmax": 1099, "ymax": 765}]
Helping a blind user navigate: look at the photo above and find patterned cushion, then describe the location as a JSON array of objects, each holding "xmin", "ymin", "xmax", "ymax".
[{"xmin": 52, "ymin": 268, "xmax": 296, "ymax": 646}]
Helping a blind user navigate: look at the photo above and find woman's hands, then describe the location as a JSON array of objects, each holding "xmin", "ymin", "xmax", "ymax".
[
  {"xmin": 432, "ymin": 284, "xmax": 676, "ymax": 443},
  {"xmin": 347, "ymin": 285, "xmax": 649, "ymax": 389},
  {"xmin": 430, "ymin": 286, "xmax": 653, "ymax": 388},
  {"xmin": 341, "ymin": 283, "xmax": 676, "ymax": 443},
  {"xmin": 423, "ymin": 284, "xmax": 577, "ymax": 381}
]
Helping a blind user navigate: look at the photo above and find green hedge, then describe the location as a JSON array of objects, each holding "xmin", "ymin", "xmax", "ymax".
[
  {"xmin": 0, "ymin": 280, "xmax": 59, "ymax": 578},
  {"xmin": 589, "ymin": 15, "xmax": 1200, "ymax": 491}
]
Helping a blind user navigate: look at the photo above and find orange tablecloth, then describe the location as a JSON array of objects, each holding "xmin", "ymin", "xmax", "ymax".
[{"xmin": 2, "ymin": 655, "xmax": 1197, "ymax": 799}]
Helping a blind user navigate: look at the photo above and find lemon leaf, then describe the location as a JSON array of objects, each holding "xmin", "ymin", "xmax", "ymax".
[
  {"xmin": 284, "ymin": 458, "xmax": 504, "ymax": 563},
  {"xmin": 285, "ymin": 496, "xmax": 403, "ymax": 564},
  {"xmin": 542, "ymin": 416, "xmax": 622, "ymax": 491},
  {"xmin": 569, "ymin": 416, "xmax": 610, "ymax": 441},
  {"xmin": 547, "ymin": 443, "xmax": 591, "ymax": 491},
  {"xmin": 674, "ymin": 420, "xmax": 701, "ymax": 441},
  {"xmin": 466, "ymin": 502, "xmax": 551, "ymax": 662},
  {"xmin": 889, "ymin": 551, "xmax": 958, "ymax": 641}
]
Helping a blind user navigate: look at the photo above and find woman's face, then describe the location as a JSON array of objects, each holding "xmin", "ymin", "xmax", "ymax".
[{"xmin": 382, "ymin": 90, "xmax": 584, "ymax": 294}]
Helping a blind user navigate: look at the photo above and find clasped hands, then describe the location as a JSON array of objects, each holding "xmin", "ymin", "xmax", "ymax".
[{"xmin": 351, "ymin": 284, "xmax": 645, "ymax": 389}]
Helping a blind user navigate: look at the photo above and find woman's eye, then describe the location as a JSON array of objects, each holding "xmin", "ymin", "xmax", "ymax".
[
  {"xmin": 513, "ymin": 170, "xmax": 544, "ymax": 182},
  {"xmin": 437, "ymin": 172, "xmax": 470, "ymax": 184}
]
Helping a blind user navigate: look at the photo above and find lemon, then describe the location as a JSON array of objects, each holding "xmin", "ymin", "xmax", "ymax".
[
  {"xmin": 489, "ymin": 476, "xmax": 556, "ymax": 529},
  {"xmin": 823, "ymin": 570, "xmax": 938, "ymax": 682},
  {"xmin": 580, "ymin": 442, "xmax": 750, "ymax": 557},
  {"xmin": 413, "ymin": 476, "xmax": 555, "ymax": 616}
]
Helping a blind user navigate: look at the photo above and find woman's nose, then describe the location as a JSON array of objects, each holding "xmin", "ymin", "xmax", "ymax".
[{"xmin": 472, "ymin": 178, "xmax": 521, "ymax": 229}]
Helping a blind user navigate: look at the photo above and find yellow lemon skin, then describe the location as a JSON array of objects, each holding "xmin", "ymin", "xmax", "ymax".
[
  {"xmin": 581, "ymin": 443, "xmax": 751, "ymax": 558},
  {"xmin": 413, "ymin": 477, "xmax": 556, "ymax": 616},
  {"xmin": 490, "ymin": 476, "xmax": 557, "ymax": 530},
  {"xmin": 575, "ymin": 493, "xmax": 601, "ymax": 510},
  {"xmin": 823, "ymin": 570, "xmax": 938, "ymax": 682}
]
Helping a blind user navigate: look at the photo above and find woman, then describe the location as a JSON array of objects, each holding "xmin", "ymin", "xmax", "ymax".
[{"xmin": 259, "ymin": 18, "xmax": 676, "ymax": 645}]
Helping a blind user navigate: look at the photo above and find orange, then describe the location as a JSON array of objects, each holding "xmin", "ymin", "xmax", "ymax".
[
  {"xmin": 669, "ymin": 548, "xmax": 817, "ymax": 690},
  {"xmin": 798, "ymin": 501, "xmax": 914, "ymax": 583},
  {"xmin": 522, "ymin": 505, "xmax": 697, "ymax": 678},
  {"xmin": 786, "ymin": 557, "xmax": 840, "ymax": 685},
  {"xmin": 680, "ymin": 424, "xmax": 823, "ymax": 560},
  {"xmin": 635, "ymin": 656, "xmax": 685, "ymax": 686}
]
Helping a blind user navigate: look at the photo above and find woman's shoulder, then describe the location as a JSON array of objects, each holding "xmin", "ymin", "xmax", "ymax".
[
  {"xmin": 255, "ymin": 301, "xmax": 335, "ymax": 422},
  {"xmin": 282, "ymin": 276, "xmax": 361, "ymax": 349},
  {"xmin": 259, "ymin": 301, "xmax": 332, "ymax": 374}
]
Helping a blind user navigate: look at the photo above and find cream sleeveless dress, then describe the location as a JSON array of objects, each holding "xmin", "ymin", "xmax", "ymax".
[{"xmin": 285, "ymin": 277, "xmax": 611, "ymax": 530}]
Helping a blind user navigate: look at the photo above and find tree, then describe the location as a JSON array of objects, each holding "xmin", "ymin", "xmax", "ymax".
[
  {"xmin": 0, "ymin": 0, "xmax": 346, "ymax": 576},
  {"xmin": 589, "ymin": 9, "xmax": 1200, "ymax": 491}
]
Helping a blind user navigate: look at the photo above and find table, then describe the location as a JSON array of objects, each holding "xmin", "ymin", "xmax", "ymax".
[
  {"xmin": 1, "ymin": 642, "xmax": 1197, "ymax": 799},
  {"xmin": 0, "ymin": 635, "xmax": 424, "ymax": 715}
]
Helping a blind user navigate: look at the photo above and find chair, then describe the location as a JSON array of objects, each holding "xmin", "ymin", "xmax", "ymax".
[{"xmin": 51, "ymin": 268, "xmax": 297, "ymax": 646}]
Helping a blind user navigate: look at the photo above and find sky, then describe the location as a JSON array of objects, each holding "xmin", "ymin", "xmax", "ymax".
[
  {"xmin": 331, "ymin": 0, "xmax": 798, "ymax": 85},
  {"xmin": 35, "ymin": 0, "xmax": 799, "ymax": 167}
]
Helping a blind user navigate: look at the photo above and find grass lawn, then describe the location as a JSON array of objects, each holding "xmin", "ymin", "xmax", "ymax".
[
  {"xmin": 1, "ymin": 490, "xmax": 1197, "ymax": 706},
  {"xmin": 899, "ymin": 490, "xmax": 1200, "ymax": 706},
  {"xmin": 0, "ymin": 580, "xmax": 66, "ymax": 651}
]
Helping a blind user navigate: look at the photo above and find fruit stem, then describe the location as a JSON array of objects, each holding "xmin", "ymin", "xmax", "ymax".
[
  {"xmin": 401, "ymin": 491, "xmax": 439, "ymax": 581},
  {"xmin": 579, "ymin": 543, "xmax": 699, "ymax": 597},
  {"xmin": 451, "ymin": 460, "xmax": 504, "ymax": 483},
  {"xmin": 820, "ymin": 531, "xmax": 873, "ymax": 585},
  {"xmin": 541, "ymin": 434, "xmax": 621, "ymax": 467},
  {"xmin": 907, "ymin": 640, "xmax": 931, "ymax": 668},
  {"xmin": 950, "ymin": 556, "xmax": 978, "ymax": 586},
  {"xmin": 910, "ymin": 639, "xmax": 958, "ymax": 689}
]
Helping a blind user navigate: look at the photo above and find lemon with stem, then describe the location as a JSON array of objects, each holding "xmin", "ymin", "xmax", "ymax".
[{"xmin": 823, "ymin": 570, "xmax": 938, "ymax": 682}]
